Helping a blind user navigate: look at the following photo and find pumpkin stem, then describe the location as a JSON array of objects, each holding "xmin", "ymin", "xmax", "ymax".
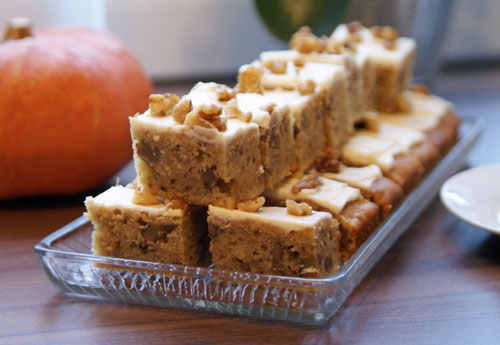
[{"xmin": 3, "ymin": 17, "xmax": 33, "ymax": 41}]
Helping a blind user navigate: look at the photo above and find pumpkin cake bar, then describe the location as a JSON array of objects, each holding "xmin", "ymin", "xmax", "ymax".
[
  {"xmin": 258, "ymin": 56, "xmax": 353, "ymax": 149},
  {"xmin": 260, "ymin": 46, "xmax": 370, "ymax": 134},
  {"xmin": 358, "ymin": 122, "xmax": 441, "ymax": 172},
  {"xmin": 377, "ymin": 90, "xmax": 461, "ymax": 155},
  {"xmin": 284, "ymin": 26, "xmax": 371, "ymax": 123},
  {"xmin": 85, "ymin": 185, "xmax": 208, "ymax": 265},
  {"xmin": 264, "ymin": 175, "xmax": 379, "ymax": 261},
  {"xmin": 187, "ymin": 81, "xmax": 296, "ymax": 189},
  {"xmin": 130, "ymin": 85, "xmax": 265, "ymax": 208},
  {"xmin": 208, "ymin": 203, "xmax": 340, "ymax": 278},
  {"xmin": 331, "ymin": 22, "xmax": 416, "ymax": 113},
  {"xmin": 341, "ymin": 133, "xmax": 424, "ymax": 192},
  {"xmin": 310, "ymin": 163, "xmax": 404, "ymax": 218}
]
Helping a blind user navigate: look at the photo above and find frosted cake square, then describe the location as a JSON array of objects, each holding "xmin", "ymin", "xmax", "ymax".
[
  {"xmin": 85, "ymin": 185, "xmax": 207, "ymax": 266},
  {"xmin": 208, "ymin": 204, "xmax": 340, "ymax": 278}
]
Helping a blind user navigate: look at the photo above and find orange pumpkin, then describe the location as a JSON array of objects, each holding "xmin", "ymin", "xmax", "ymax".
[{"xmin": 0, "ymin": 18, "xmax": 153, "ymax": 199}]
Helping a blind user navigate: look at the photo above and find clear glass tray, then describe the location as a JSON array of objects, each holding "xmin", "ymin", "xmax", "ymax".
[{"xmin": 34, "ymin": 116, "xmax": 483, "ymax": 325}]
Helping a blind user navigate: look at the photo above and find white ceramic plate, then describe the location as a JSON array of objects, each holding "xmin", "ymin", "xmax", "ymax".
[{"xmin": 440, "ymin": 163, "xmax": 500, "ymax": 234}]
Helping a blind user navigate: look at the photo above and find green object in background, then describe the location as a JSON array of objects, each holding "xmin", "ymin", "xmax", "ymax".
[{"xmin": 254, "ymin": 0, "xmax": 350, "ymax": 41}]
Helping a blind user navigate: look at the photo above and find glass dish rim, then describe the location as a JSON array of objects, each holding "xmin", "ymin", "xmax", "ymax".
[{"xmin": 34, "ymin": 115, "xmax": 484, "ymax": 289}]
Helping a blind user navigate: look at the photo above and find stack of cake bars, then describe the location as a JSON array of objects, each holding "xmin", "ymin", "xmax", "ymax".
[{"xmin": 85, "ymin": 22, "xmax": 460, "ymax": 278}]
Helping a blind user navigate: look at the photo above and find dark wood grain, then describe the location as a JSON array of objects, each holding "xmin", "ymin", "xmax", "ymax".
[{"xmin": 1, "ymin": 71, "xmax": 499, "ymax": 345}]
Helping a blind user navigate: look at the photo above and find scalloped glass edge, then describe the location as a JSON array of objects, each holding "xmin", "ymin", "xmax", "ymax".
[{"xmin": 34, "ymin": 116, "xmax": 483, "ymax": 325}]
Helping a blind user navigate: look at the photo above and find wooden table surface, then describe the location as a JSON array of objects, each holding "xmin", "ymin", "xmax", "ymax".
[{"xmin": 1, "ymin": 69, "xmax": 500, "ymax": 345}]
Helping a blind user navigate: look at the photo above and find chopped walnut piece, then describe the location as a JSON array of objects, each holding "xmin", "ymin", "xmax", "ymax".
[
  {"xmin": 410, "ymin": 84, "xmax": 431, "ymax": 95},
  {"xmin": 166, "ymin": 199, "xmax": 188, "ymax": 212},
  {"xmin": 298, "ymin": 80, "xmax": 316, "ymax": 95},
  {"xmin": 381, "ymin": 26, "xmax": 398, "ymax": 41},
  {"xmin": 184, "ymin": 104, "xmax": 227, "ymax": 131},
  {"xmin": 315, "ymin": 149, "xmax": 341, "ymax": 173},
  {"xmin": 199, "ymin": 104, "xmax": 223, "ymax": 117},
  {"xmin": 223, "ymin": 100, "xmax": 252, "ymax": 122},
  {"xmin": 289, "ymin": 26, "xmax": 325, "ymax": 54},
  {"xmin": 383, "ymin": 40, "xmax": 396, "ymax": 50},
  {"xmin": 216, "ymin": 84, "xmax": 235, "ymax": 101},
  {"xmin": 346, "ymin": 21, "xmax": 362, "ymax": 33},
  {"xmin": 149, "ymin": 93, "xmax": 180, "ymax": 117},
  {"xmin": 325, "ymin": 39, "xmax": 342, "ymax": 54},
  {"xmin": 370, "ymin": 25, "xmax": 383, "ymax": 38},
  {"xmin": 291, "ymin": 175, "xmax": 320, "ymax": 194},
  {"xmin": 293, "ymin": 57, "xmax": 305, "ymax": 67},
  {"xmin": 342, "ymin": 40, "xmax": 357, "ymax": 53},
  {"xmin": 234, "ymin": 63, "xmax": 264, "ymax": 94},
  {"xmin": 260, "ymin": 102, "xmax": 277, "ymax": 115},
  {"xmin": 132, "ymin": 188, "xmax": 161, "ymax": 206},
  {"xmin": 286, "ymin": 199, "xmax": 313, "ymax": 216},
  {"xmin": 397, "ymin": 94, "xmax": 411, "ymax": 113},
  {"xmin": 237, "ymin": 196, "xmax": 265, "ymax": 212},
  {"xmin": 264, "ymin": 60, "xmax": 287, "ymax": 74},
  {"xmin": 172, "ymin": 99, "xmax": 192, "ymax": 124},
  {"xmin": 349, "ymin": 32, "xmax": 362, "ymax": 43},
  {"xmin": 371, "ymin": 25, "xmax": 398, "ymax": 40}
]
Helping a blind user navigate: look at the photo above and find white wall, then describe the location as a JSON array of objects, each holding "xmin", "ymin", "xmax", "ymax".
[
  {"xmin": 442, "ymin": 0, "xmax": 500, "ymax": 61},
  {"xmin": 1, "ymin": 0, "xmax": 499, "ymax": 80},
  {"xmin": 105, "ymin": 0, "xmax": 285, "ymax": 80}
]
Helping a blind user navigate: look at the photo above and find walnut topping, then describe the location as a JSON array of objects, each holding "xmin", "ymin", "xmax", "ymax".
[
  {"xmin": 342, "ymin": 41, "xmax": 357, "ymax": 53},
  {"xmin": 325, "ymin": 39, "xmax": 343, "ymax": 54},
  {"xmin": 237, "ymin": 196, "xmax": 265, "ymax": 212},
  {"xmin": 410, "ymin": 84, "xmax": 431, "ymax": 95},
  {"xmin": 293, "ymin": 57, "xmax": 305, "ymax": 67},
  {"xmin": 383, "ymin": 39, "xmax": 396, "ymax": 50},
  {"xmin": 149, "ymin": 93, "xmax": 180, "ymax": 117},
  {"xmin": 289, "ymin": 26, "xmax": 325, "ymax": 54},
  {"xmin": 184, "ymin": 104, "xmax": 227, "ymax": 131},
  {"xmin": 291, "ymin": 175, "xmax": 320, "ymax": 194},
  {"xmin": 349, "ymin": 32, "xmax": 362, "ymax": 43},
  {"xmin": 260, "ymin": 102, "xmax": 276, "ymax": 115},
  {"xmin": 234, "ymin": 63, "xmax": 264, "ymax": 95},
  {"xmin": 215, "ymin": 84, "xmax": 235, "ymax": 101},
  {"xmin": 286, "ymin": 199, "xmax": 313, "ymax": 216},
  {"xmin": 298, "ymin": 80, "xmax": 316, "ymax": 95},
  {"xmin": 371, "ymin": 25, "xmax": 398, "ymax": 50},
  {"xmin": 223, "ymin": 100, "xmax": 251, "ymax": 122},
  {"xmin": 346, "ymin": 21, "xmax": 362, "ymax": 33},
  {"xmin": 315, "ymin": 149, "xmax": 341, "ymax": 173},
  {"xmin": 132, "ymin": 188, "xmax": 161, "ymax": 206},
  {"xmin": 264, "ymin": 60, "xmax": 287, "ymax": 74},
  {"xmin": 370, "ymin": 25, "xmax": 399, "ymax": 41},
  {"xmin": 200, "ymin": 104, "xmax": 223, "ymax": 117},
  {"xmin": 172, "ymin": 98, "xmax": 192, "ymax": 124}
]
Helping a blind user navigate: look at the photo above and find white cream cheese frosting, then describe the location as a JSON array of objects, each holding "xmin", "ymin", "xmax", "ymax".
[
  {"xmin": 377, "ymin": 91, "xmax": 453, "ymax": 132},
  {"xmin": 330, "ymin": 24, "xmax": 416, "ymax": 65},
  {"xmin": 265, "ymin": 175, "xmax": 361, "ymax": 214},
  {"xmin": 360, "ymin": 122, "xmax": 425, "ymax": 149},
  {"xmin": 342, "ymin": 134, "xmax": 408, "ymax": 171},
  {"xmin": 131, "ymin": 82, "xmax": 261, "ymax": 144},
  {"xmin": 311, "ymin": 164, "xmax": 383, "ymax": 190},
  {"xmin": 208, "ymin": 205, "xmax": 332, "ymax": 233},
  {"xmin": 86, "ymin": 186, "xmax": 185, "ymax": 217}
]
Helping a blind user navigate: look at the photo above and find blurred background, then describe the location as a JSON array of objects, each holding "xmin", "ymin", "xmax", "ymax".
[
  {"xmin": 1, "ymin": 0, "xmax": 498, "ymax": 169},
  {"xmin": 1, "ymin": 0, "xmax": 500, "ymax": 83}
]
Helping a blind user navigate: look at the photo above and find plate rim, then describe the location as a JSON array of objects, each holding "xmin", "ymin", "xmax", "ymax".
[{"xmin": 440, "ymin": 162, "xmax": 500, "ymax": 234}]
